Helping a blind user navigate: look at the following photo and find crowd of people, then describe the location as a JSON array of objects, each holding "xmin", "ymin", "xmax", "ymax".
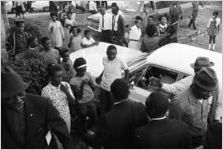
[{"xmin": 2, "ymin": 1, "xmax": 222, "ymax": 149}]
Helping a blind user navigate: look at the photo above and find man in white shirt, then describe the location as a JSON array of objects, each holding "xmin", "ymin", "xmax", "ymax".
[
  {"xmin": 96, "ymin": 45, "xmax": 129, "ymax": 115},
  {"xmin": 128, "ymin": 16, "xmax": 143, "ymax": 50},
  {"xmin": 89, "ymin": 1, "xmax": 98, "ymax": 14},
  {"xmin": 99, "ymin": 7, "xmax": 112, "ymax": 43}
]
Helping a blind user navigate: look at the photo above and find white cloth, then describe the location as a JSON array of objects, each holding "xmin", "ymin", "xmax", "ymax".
[
  {"xmin": 81, "ymin": 37, "xmax": 95, "ymax": 46},
  {"xmin": 48, "ymin": 20, "xmax": 64, "ymax": 47},
  {"xmin": 99, "ymin": 13, "xmax": 113, "ymax": 31},
  {"xmin": 101, "ymin": 57, "xmax": 128, "ymax": 91},
  {"xmin": 65, "ymin": 18, "xmax": 76, "ymax": 26},
  {"xmin": 207, "ymin": 17, "xmax": 221, "ymax": 28},
  {"xmin": 89, "ymin": 1, "xmax": 97, "ymax": 11}
]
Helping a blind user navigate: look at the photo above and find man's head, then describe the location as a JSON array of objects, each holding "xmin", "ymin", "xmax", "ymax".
[
  {"xmin": 111, "ymin": 4, "xmax": 119, "ymax": 15},
  {"xmin": 145, "ymin": 92, "xmax": 169, "ymax": 118},
  {"xmin": 84, "ymin": 30, "xmax": 92, "ymax": 39},
  {"xmin": 50, "ymin": 12, "xmax": 57, "ymax": 21},
  {"xmin": 213, "ymin": 11, "xmax": 219, "ymax": 18},
  {"xmin": 70, "ymin": 26, "xmax": 81, "ymax": 35},
  {"xmin": 41, "ymin": 37, "xmax": 51, "ymax": 50},
  {"xmin": 100, "ymin": 7, "xmax": 106, "ymax": 15},
  {"xmin": 190, "ymin": 57, "xmax": 214, "ymax": 73},
  {"xmin": 106, "ymin": 45, "xmax": 117, "ymax": 61},
  {"xmin": 30, "ymin": 36, "xmax": 39, "ymax": 48},
  {"xmin": 15, "ymin": 20, "xmax": 25, "ymax": 33},
  {"xmin": 61, "ymin": 48, "xmax": 70, "ymax": 61},
  {"xmin": 145, "ymin": 24, "xmax": 157, "ymax": 37},
  {"xmin": 135, "ymin": 16, "xmax": 143, "ymax": 28},
  {"xmin": 147, "ymin": 16, "xmax": 154, "ymax": 24},
  {"xmin": 67, "ymin": 11, "xmax": 73, "ymax": 19},
  {"xmin": 48, "ymin": 64, "xmax": 64, "ymax": 87},
  {"xmin": 191, "ymin": 68, "xmax": 218, "ymax": 100},
  {"xmin": 73, "ymin": 57, "xmax": 87, "ymax": 77},
  {"xmin": 2, "ymin": 66, "xmax": 28, "ymax": 109},
  {"xmin": 111, "ymin": 79, "xmax": 130, "ymax": 101}
]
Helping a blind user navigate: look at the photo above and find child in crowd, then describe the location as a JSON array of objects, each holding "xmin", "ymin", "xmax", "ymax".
[
  {"xmin": 68, "ymin": 26, "xmax": 82, "ymax": 52},
  {"xmin": 159, "ymin": 25, "xmax": 178, "ymax": 47},
  {"xmin": 60, "ymin": 48, "xmax": 75, "ymax": 82},
  {"xmin": 96, "ymin": 45, "xmax": 129, "ymax": 116},
  {"xmin": 158, "ymin": 16, "xmax": 168, "ymax": 36},
  {"xmin": 207, "ymin": 11, "xmax": 221, "ymax": 51},
  {"xmin": 29, "ymin": 36, "xmax": 42, "ymax": 53},
  {"xmin": 70, "ymin": 57, "xmax": 98, "ymax": 133},
  {"xmin": 81, "ymin": 30, "xmax": 98, "ymax": 48},
  {"xmin": 39, "ymin": 37, "xmax": 60, "ymax": 65}
]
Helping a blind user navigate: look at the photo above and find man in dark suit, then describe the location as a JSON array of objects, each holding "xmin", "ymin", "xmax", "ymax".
[
  {"xmin": 135, "ymin": 92, "xmax": 191, "ymax": 149},
  {"xmin": 95, "ymin": 79, "xmax": 148, "ymax": 148},
  {"xmin": 1, "ymin": 66, "xmax": 74, "ymax": 149}
]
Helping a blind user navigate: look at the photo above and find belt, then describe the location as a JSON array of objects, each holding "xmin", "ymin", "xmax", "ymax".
[{"xmin": 129, "ymin": 39, "xmax": 140, "ymax": 41}]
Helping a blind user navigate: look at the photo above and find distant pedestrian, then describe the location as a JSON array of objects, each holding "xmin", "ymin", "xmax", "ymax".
[
  {"xmin": 29, "ymin": 36, "xmax": 42, "ymax": 53},
  {"xmin": 39, "ymin": 37, "xmax": 60, "ymax": 65},
  {"xmin": 48, "ymin": 12, "xmax": 65, "ymax": 48},
  {"xmin": 207, "ymin": 11, "xmax": 221, "ymax": 51},
  {"xmin": 123, "ymin": 25, "xmax": 130, "ymax": 47},
  {"xmin": 99, "ymin": 7, "xmax": 112, "ymax": 43},
  {"xmin": 111, "ymin": 4, "xmax": 125, "ymax": 46},
  {"xmin": 6, "ymin": 19, "xmax": 32, "ymax": 59},
  {"xmin": 188, "ymin": 1, "xmax": 199, "ymax": 30},
  {"xmin": 15, "ymin": 2, "xmax": 25, "ymax": 19},
  {"xmin": 141, "ymin": 24, "xmax": 160, "ymax": 53},
  {"xmin": 142, "ymin": 4, "xmax": 152, "ymax": 31},
  {"xmin": 96, "ymin": 45, "xmax": 129, "ymax": 115},
  {"xmin": 68, "ymin": 26, "xmax": 82, "ymax": 52},
  {"xmin": 70, "ymin": 57, "xmax": 98, "ymax": 132},
  {"xmin": 169, "ymin": 2, "xmax": 182, "ymax": 33},
  {"xmin": 135, "ymin": 92, "xmax": 191, "ymax": 149},
  {"xmin": 26, "ymin": 1, "xmax": 32, "ymax": 12},
  {"xmin": 128, "ymin": 16, "xmax": 143, "ymax": 50},
  {"xmin": 158, "ymin": 16, "xmax": 168, "ymax": 36},
  {"xmin": 81, "ymin": 30, "xmax": 98, "ymax": 48}
]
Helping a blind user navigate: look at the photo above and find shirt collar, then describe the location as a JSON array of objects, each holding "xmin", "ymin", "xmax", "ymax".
[{"xmin": 114, "ymin": 99, "xmax": 128, "ymax": 105}]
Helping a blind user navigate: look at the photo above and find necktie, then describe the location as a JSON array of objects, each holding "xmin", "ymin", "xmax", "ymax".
[
  {"xmin": 112, "ymin": 15, "xmax": 115, "ymax": 31},
  {"xmin": 102, "ymin": 15, "xmax": 104, "ymax": 29}
]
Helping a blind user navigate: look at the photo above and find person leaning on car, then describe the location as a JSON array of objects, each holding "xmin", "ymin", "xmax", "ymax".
[{"xmin": 149, "ymin": 57, "xmax": 222, "ymax": 124}]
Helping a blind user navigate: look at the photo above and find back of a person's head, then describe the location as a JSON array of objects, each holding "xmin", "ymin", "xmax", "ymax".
[
  {"xmin": 73, "ymin": 57, "xmax": 86, "ymax": 70},
  {"xmin": 110, "ymin": 79, "xmax": 129, "ymax": 101},
  {"xmin": 41, "ymin": 37, "xmax": 49, "ymax": 45},
  {"xmin": 146, "ymin": 24, "xmax": 157, "ymax": 37},
  {"xmin": 107, "ymin": 45, "xmax": 117, "ymax": 52},
  {"xmin": 145, "ymin": 92, "xmax": 169, "ymax": 118},
  {"xmin": 84, "ymin": 29, "xmax": 91, "ymax": 36},
  {"xmin": 47, "ymin": 63, "xmax": 64, "ymax": 77}
]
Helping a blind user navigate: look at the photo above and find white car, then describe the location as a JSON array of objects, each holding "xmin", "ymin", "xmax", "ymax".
[{"xmin": 70, "ymin": 42, "xmax": 222, "ymax": 104}]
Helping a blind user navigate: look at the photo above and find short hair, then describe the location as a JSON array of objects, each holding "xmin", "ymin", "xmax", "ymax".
[
  {"xmin": 145, "ymin": 24, "xmax": 157, "ymax": 37},
  {"xmin": 135, "ymin": 16, "xmax": 143, "ymax": 23},
  {"xmin": 111, "ymin": 79, "xmax": 129, "ymax": 100},
  {"xmin": 148, "ymin": 16, "xmax": 154, "ymax": 20},
  {"xmin": 60, "ymin": 48, "xmax": 69, "ymax": 58},
  {"xmin": 106, "ymin": 45, "xmax": 117, "ymax": 53},
  {"xmin": 111, "ymin": 2, "xmax": 117, "ymax": 7},
  {"xmin": 84, "ymin": 29, "xmax": 91, "ymax": 36},
  {"xmin": 41, "ymin": 37, "xmax": 49, "ymax": 45},
  {"xmin": 73, "ymin": 57, "xmax": 86, "ymax": 70},
  {"xmin": 47, "ymin": 63, "xmax": 64, "ymax": 77},
  {"xmin": 50, "ymin": 12, "xmax": 57, "ymax": 18},
  {"xmin": 145, "ymin": 92, "xmax": 169, "ymax": 118},
  {"xmin": 213, "ymin": 11, "xmax": 219, "ymax": 16},
  {"xmin": 70, "ymin": 26, "xmax": 81, "ymax": 34}
]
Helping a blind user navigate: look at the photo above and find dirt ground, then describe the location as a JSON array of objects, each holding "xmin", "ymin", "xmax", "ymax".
[{"xmin": 7, "ymin": 4, "xmax": 222, "ymax": 53}]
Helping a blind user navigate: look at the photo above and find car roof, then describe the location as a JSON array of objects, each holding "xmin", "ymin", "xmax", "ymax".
[{"xmin": 147, "ymin": 43, "xmax": 222, "ymax": 83}]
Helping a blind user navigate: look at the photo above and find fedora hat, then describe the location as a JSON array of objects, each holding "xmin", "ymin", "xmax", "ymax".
[
  {"xmin": 193, "ymin": 68, "xmax": 218, "ymax": 92},
  {"xmin": 1, "ymin": 66, "xmax": 29, "ymax": 98},
  {"xmin": 190, "ymin": 57, "xmax": 214, "ymax": 69}
]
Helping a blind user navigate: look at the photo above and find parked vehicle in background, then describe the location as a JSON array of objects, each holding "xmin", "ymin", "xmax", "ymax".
[
  {"xmin": 70, "ymin": 42, "xmax": 222, "ymax": 104},
  {"xmin": 87, "ymin": 1, "xmax": 193, "ymax": 34}
]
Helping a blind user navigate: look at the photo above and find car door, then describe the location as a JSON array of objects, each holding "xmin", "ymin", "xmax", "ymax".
[{"xmin": 129, "ymin": 63, "xmax": 188, "ymax": 104}]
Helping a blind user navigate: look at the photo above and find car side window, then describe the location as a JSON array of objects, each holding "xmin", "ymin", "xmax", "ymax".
[
  {"xmin": 137, "ymin": 65, "xmax": 179, "ymax": 90},
  {"xmin": 129, "ymin": 65, "xmax": 148, "ymax": 86}
]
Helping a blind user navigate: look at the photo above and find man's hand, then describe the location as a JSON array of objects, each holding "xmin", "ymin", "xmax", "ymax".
[{"xmin": 148, "ymin": 77, "xmax": 163, "ymax": 89}]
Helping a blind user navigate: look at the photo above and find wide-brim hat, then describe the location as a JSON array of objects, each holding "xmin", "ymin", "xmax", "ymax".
[
  {"xmin": 190, "ymin": 57, "xmax": 214, "ymax": 69},
  {"xmin": 1, "ymin": 66, "xmax": 29, "ymax": 98},
  {"xmin": 193, "ymin": 68, "xmax": 217, "ymax": 92}
]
